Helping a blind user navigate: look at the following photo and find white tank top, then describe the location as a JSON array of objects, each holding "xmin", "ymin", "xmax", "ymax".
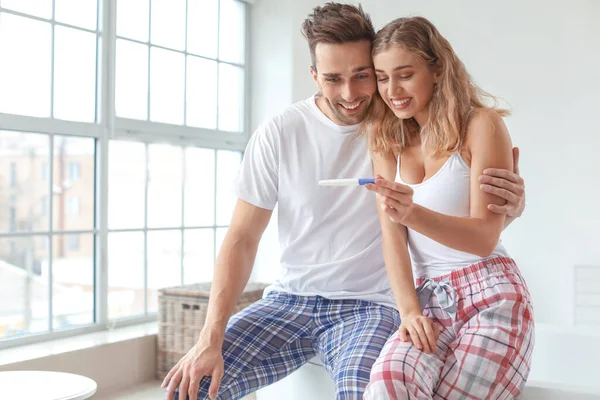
[{"xmin": 395, "ymin": 152, "xmax": 510, "ymax": 278}]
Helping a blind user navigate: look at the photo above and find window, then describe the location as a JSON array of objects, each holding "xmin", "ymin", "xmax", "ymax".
[
  {"xmin": 8, "ymin": 207, "xmax": 16, "ymax": 232},
  {"xmin": 53, "ymin": 137, "xmax": 95, "ymax": 231},
  {"xmin": 0, "ymin": 131, "xmax": 96, "ymax": 340},
  {"xmin": 42, "ymin": 162, "xmax": 49, "ymax": 181},
  {"xmin": 68, "ymin": 162, "xmax": 81, "ymax": 181},
  {"xmin": 115, "ymin": 0, "xmax": 247, "ymax": 133},
  {"xmin": 0, "ymin": 0, "xmax": 249, "ymax": 345},
  {"xmin": 9, "ymin": 163, "xmax": 16, "ymax": 188},
  {"xmin": 41, "ymin": 196, "xmax": 49, "ymax": 217},
  {"xmin": 66, "ymin": 235, "xmax": 80, "ymax": 252},
  {"xmin": 66, "ymin": 197, "xmax": 80, "ymax": 216},
  {"xmin": 108, "ymin": 142, "xmax": 241, "ymax": 318},
  {"xmin": 0, "ymin": 2, "xmax": 98, "ymax": 121}
]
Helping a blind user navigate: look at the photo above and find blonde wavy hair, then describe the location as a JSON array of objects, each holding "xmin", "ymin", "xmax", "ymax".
[{"xmin": 363, "ymin": 16, "xmax": 509, "ymax": 156}]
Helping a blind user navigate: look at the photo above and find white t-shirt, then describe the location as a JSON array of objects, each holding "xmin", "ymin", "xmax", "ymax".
[{"xmin": 234, "ymin": 95, "xmax": 395, "ymax": 308}]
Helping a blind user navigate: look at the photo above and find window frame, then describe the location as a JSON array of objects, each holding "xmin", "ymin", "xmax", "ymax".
[{"xmin": 0, "ymin": 0, "xmax": 251, "ymax": 349}]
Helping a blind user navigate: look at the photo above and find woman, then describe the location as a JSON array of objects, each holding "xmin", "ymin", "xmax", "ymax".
[{"xmin": 361, "ymin": 17, "xmax": 534, "ymax": 399}]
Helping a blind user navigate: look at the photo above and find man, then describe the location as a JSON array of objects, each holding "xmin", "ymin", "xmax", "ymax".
[{"xmin": 163, "ymin": 3, "xmax": 526, "ymax": 399}]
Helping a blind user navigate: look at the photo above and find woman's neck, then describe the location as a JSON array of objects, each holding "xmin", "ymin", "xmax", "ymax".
[{"xmin": 413, "ymin": 108, "xmax": 429, "ymax": 127}]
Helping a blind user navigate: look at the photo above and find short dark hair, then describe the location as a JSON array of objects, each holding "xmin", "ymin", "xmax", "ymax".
[{"xmin": 301, "ymin": 2, "xmax": 376, "ymax": 67}]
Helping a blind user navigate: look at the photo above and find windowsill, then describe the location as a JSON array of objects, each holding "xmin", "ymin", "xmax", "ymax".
[{"xmin": 0, "ymin": 322, "xmax": 158, "ymax": 367}]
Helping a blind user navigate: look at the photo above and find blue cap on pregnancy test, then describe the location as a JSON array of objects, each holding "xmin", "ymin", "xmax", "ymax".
[{"xmin": 318, "ymin": 178, "xmax": 375, "ymax": 186}]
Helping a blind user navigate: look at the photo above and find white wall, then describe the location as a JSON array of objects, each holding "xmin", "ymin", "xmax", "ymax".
[
  {"xmin": 249, "ymin": 0, "xmax": 600, "ymax": 327},
  {"xmin": 246, "ymin": 0, "xmax": 293, "ymax": 284}
]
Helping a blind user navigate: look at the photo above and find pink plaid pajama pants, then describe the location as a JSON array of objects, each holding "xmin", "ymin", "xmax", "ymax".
[{"xmin": 364, "ymin": 257, "xmax": 535, "ymax": 400}]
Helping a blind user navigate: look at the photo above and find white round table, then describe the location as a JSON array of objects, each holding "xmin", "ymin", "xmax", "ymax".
[{"xmin": 0, "ymin": 370, "xmax": 97, "ymax": 399}]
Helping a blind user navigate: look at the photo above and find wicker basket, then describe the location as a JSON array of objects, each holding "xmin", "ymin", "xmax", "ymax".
[{"xmin": 156, "ymin": 282, "xmax": 268, "ymax": 380}]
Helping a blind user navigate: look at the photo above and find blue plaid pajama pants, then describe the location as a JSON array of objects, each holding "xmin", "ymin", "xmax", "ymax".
[{"xmin": 173, "ymin": 291, "xmax": 400, "ymax": 400}]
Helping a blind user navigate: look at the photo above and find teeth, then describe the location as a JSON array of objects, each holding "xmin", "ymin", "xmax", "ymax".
[
  {"xmin": 392, "ymin": 98, "xmax": 411, "ymax": 106},
  {"xmin": 341, "ymin": 101, "xmax": 361, "ymax": 110}
]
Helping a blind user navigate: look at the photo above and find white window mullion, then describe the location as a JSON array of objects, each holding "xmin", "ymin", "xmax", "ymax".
[
  {"xmin": 143, "ymin": 143, "xmax": 149, "ymax": 315},
  {"xmin": 216, "ymin": 0, "xmax": 221, "ymax": 130},
  {"xmin": 0, "ymin": 7, "xmax": 100, "ymax": 34},
  {"xmin": 181, "ymin": 0, "xmax": 190, "ymax": 285},
  {"xmin": 146, "ymin": 0, "xmax": 152, "ymax": 122},
  {"xmin": 0, "ymin": 114, "xmax": 102, "ymax": 137},
  {"xmin": 48, "ymin": 134, "xmax": 55, "ymax": 333},
  {"xmin": 112, "ymin": 119, "xmax": 247, "ymax": 149},
  {"xmin": 213, "ymin": 149, "xmax": 218, "ymax": 265},
  {"xmin": 94, "ymin": 1, "xmax": 102, "ymax": 124},
  {"xmin": 180, "ymin": 147, "xmax": 186, "ymax": 285},
  {"xmin": 110, "ymin": 130, "xmax": 246, "ymax": 152},
  {"xmin": 50, "ymin": 0, "xmax": 56, "ymax": 119},
  {"xmin": 183, "ymin": 0, "xmax": 189, "ymax": 127},
  {"xmin": 243, "ymin": 0, "xmax": 251, "ymax": 140},
  {"xmin": 96, "ymin": 0, "xmax": 117, "ymax": 327},
  {"xmin": 96, "ymin": 140, "xmax": 110, "ymax": 326}
]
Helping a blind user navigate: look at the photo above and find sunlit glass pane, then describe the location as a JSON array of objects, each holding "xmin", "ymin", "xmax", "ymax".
[
  {"xmin": 187, "ymin": 0, "xmax": 218, "ymax": 58},
  {"xmin": 55, "ymin": 0, "xmax": 98, "ymax": 31},
  {"xmin": 108, "ymin": 140, "xmax": 146, "ymax": 230},
  {"xmin": 108, "ymin": 232, "xmax": 145, "ymax": 319},
  {"xmin": 54, "ymin": 26, "xmax": 97, "ymax": 123},
  {"xmin": 52, "ymin": 136, "xmax": 95, "ymax": 231},
  {"xmin": 0, "ymin": 131, "xmax": 50, "ymax": 233},
  {"xmin": 147, "ymin": 144, "xmax": 182, "ymax": 228},
  {"xmin": 184, "ymin": 147, "xmax": 215, "ymax": 227},
  {"xmin": 150, "ymin": 47, "xmax": 184, "ymax": 125},
  {"xmin": 52, "ymin": 234, "xmax": 94, "ymax": 330},
  {"xmin": 116, "ymin": 0, "xmax": 149, "ymax": 42},
  {"xmin": 216, "ymin": 150, "xmax": 241, "ymax": 226},
  {"xmin": 116, "ymin": 39, "xmax": 148, "ymax": 120},
  {"xmin": 218, "ymin": 63, "xmax": 244, "ymax": 132},
  {"xmin": 0, "ymin": 236, "xmax": 49, "ymax": 338},
  {"xmin": 218, "ymin": 0, "xmax": 245, "ymax": 64},
  {"xmin": 150, "ymin": 0, "xmax": 185, "ymax": 51},
  {"xmin": 186, "ymin": 56, "xmax": 217, "ymax": 129},
  {"xmin": 147, "ymin": 230, "xmax": 182, "ymax": 312},
  {"xmin": 0, "ymin": 13, "xmax": 51, "ymax": 117},
  {"xmin": 183, "ymin": 229, "xmax": 214, "ymax": 284},
  {"xmin": 1, "ymin": 0, "xmax": 52, "ymax": 19}
]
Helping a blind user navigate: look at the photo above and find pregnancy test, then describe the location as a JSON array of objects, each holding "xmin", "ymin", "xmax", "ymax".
[{"xmin": 318, "ymin": 178, "xmax": 375, "ymax": 186}]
